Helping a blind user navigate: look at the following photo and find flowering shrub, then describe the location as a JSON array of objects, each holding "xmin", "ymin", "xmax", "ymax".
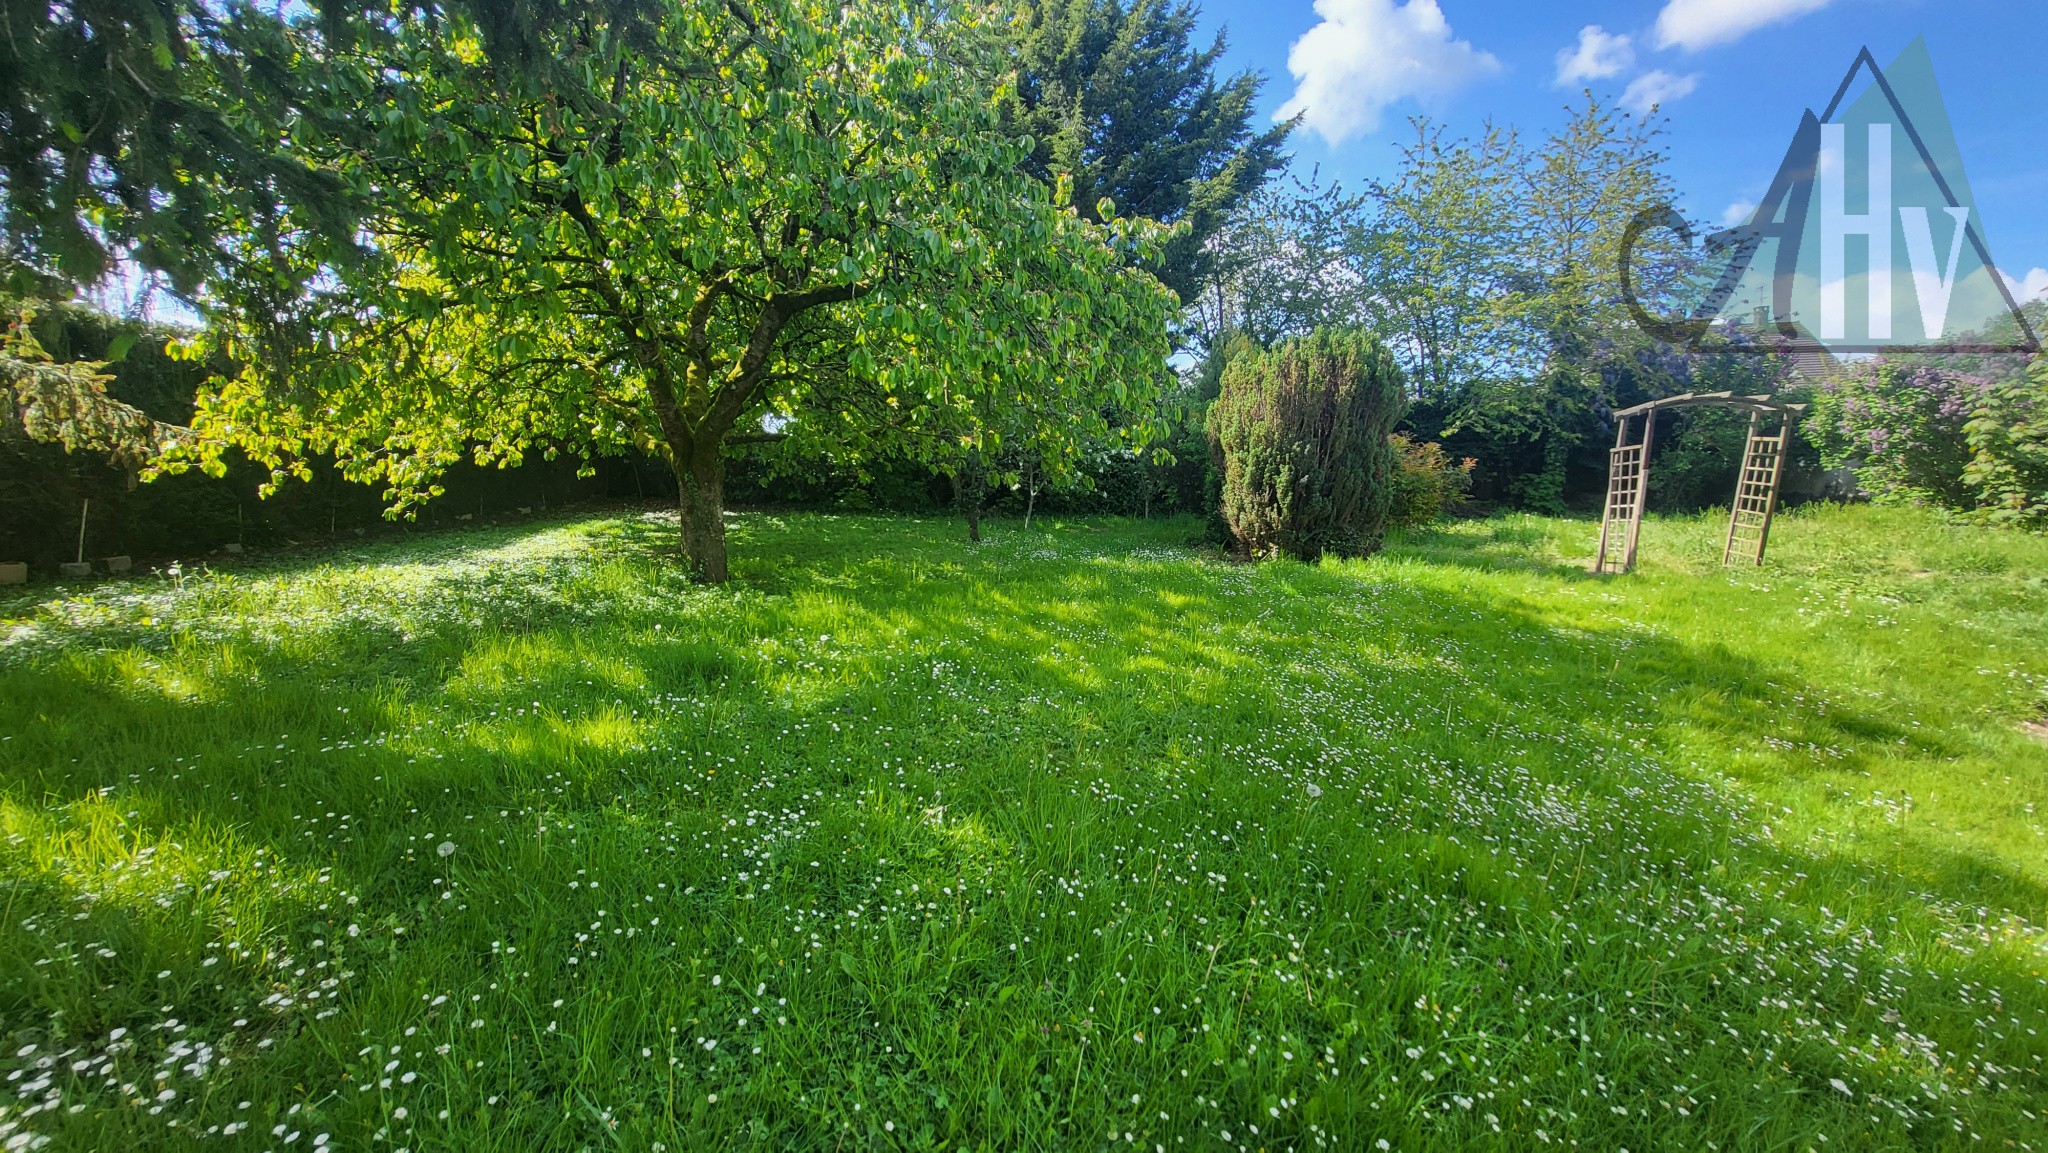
[
  {"xmin": 1385, "ymin": 434, "xmax": 1475, "ymax": 528},
  {"xmin": 1963, "ymin": 357, "xmax": 2048, "ymax": 528},
  {"xmin": 1806, "ymin": 362, "xmax": 1985, "ymax": 509}
]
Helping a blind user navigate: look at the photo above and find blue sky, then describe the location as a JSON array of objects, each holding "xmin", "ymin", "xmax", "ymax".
[{"xmin": 1189, "ymin": 0, "xmax": 2048, "ymax": 302}]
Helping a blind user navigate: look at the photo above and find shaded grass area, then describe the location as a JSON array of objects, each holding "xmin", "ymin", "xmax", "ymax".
[{"xmin": 1, "ymin": 504, "xmax": 2045, "ymax": 1150}]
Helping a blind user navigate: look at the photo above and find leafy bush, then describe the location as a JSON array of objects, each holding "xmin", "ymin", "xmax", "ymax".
[
  {"xmin": 2, "ymin": 301, "xmax": 623, "ymax": 569},
  {"xmin": 1386, "ymin": 433, "xmax": 1474, "ymax": 528},
  {"xmin": 1206, "ymin": 328, "xmax": 1408, "ymax": 560},
  {"xmin": 1807, "ymin": 361, "xmax": 1984, "ymax": 509},
  {"xmin": 1645, "ymin": 407, "xmax": 1748, "ymax": 511},
  {"xmin": 1963, "ymin": 357, "xmax": 2048, "ymax": 528}
]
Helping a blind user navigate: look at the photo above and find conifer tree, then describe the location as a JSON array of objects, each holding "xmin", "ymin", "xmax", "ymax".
[
  {"xmin": 1006, "ymin": 0, "xmax": 1290, "ymax": 303},
  {"xmin": 1207, "ymin": 328, "xmax": 1407, "ymax": 561}
]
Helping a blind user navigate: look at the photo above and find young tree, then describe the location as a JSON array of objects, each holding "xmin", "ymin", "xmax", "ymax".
[
  {"xmin": 174, "ymin": 0, "xmax": 1178, "ymax": 582},
  {"xmin": 1510, "ymin": 96, "xmax": 1685, "ymax": 507},
  {"xmin": 1358, "ymin": 119, "xmax": 1525, "ymax": 404},
  {"xmin": 1005, "ymin": 0, "xmax": 1290, "ymax": 303}
]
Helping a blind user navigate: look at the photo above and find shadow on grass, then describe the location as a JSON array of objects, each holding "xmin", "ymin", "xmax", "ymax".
[
  {"xmin": 1384, "ymin": 516, "xmax": 1610, "ymax": 581},
  {"xmin": 4, "ymin": 508, "xmax": 2033, "ymax": 911}
]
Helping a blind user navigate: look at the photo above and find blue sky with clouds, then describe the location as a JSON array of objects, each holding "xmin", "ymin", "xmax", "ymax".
[{"xmin": 1190, "ymin": 0, "xmax": 2048, "ymax": 303}]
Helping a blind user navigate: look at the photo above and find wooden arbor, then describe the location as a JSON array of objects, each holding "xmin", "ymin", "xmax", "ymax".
[{"xmin": 1595, "ymin": 392, "xmax": 1806, "ymax": 575}]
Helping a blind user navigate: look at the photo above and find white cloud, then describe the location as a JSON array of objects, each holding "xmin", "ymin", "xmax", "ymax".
[
  {"xmin": 1721, "ymin": 199, "xmax": 1757, "ymax": 227},
  {"xmin": 1555, "ymin": 25, "xmax": 1634, "ymax": 87},
  {"xmin": 1655, "ymin": 0, "xmax": 1835, "ymax": 52},
  {"xmin": 1999, "ymin": 266, "xmax": 2048, "ymax": 302},
  {"xmin": 1621, "ymin": 69, "xmax": 1699, "ymax": 114},
  {"xmin": 1276, "ymin": 0, "xmax": 1502, "ymax": 145}
]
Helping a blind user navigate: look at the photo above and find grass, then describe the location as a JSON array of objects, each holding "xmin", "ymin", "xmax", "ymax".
[{"xmin": 1, "ymin": 502, "xmax": 2045, "ymax": 1151}]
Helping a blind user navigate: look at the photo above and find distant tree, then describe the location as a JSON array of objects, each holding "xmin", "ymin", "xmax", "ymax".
[
  {"xmin": 948, "ymin": 447, "xmax": 997, "ymax": 543},
  {"xmin": 1006, "ymin": 0, "xmax": 1291, "ymax": 304},
  {"xmin": 1433, "ymin": 96, "xmax": 1684, "ymax": 509},
  {"xmin": 172, "ymin": 0, "xmax": 1178, "ymax": 582},
  {"xmin": 1358, "ymin": 119, "xmax": 1525, "ymax": 404},
  {"xmin": 1192, "ymin": 99, "xmax": 1693, "ymax": 512},
  {"xmin": 1190, "ymin": 176, "xmax": 1361, "ymax": 356},
  {"xmin": 943, "ymin": 381, "xmax": 1088, "ymax": 541},
  {"xmin": 1207, "ymin": 328, "xmax": 1407, "ymax": 561},
  {"xmin": 1517, "ymin": 94, "xmax": 1680, "ymax": 360}
]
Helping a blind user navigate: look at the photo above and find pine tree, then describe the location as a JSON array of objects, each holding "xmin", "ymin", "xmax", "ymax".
[{"xmin": 1006, "ymin": 0, "xmax": 1291, "ymax": 304}]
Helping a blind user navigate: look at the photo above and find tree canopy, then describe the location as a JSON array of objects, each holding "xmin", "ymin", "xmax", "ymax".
[
  {"xmin": 0, "ymin": 0, "xmax": 365, "ymax": 296},
  {"xmin": 1005, "ymin": 0, "xmax": 1289, "ymax": 305},
  {"xmin": 0, "ymin": 0, "xmax": 684, "ymax": 294},
  {"xmin": 166, "ymin": 0, "xmax": 1179, "ymax": 581}
]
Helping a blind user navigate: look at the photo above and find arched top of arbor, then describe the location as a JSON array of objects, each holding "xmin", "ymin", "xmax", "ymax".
[{"xmin": 1611, "ymin": 391, "xmax": 1808, "ymax": 419}]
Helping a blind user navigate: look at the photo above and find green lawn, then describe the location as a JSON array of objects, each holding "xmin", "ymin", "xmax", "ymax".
[{"xmin": 2, "ymin": 504, "xmax": 2045, "ymax": 1151}]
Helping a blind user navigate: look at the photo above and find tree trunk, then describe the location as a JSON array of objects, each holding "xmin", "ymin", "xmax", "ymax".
[
  {"xmin": 676, "ymin": 449, "xmax": 728, "ymax": 583},
  {"xmin": 950, "ymin": 467, "xmax": 983, "ymax": 543},
  {"xmin": 1023, "ymin": 481, "xmax": 1037, "ymax": 530}
]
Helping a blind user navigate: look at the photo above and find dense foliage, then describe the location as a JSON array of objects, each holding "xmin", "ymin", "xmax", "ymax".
[
  {"xmin": 1962, "ymin": 357, "xmax": 2048, "ymax": 528},
  {"xmin": 1005, "ymin": 0, "xmax": 1289, "ymax": 304},
  {"xmin": 1766, "ymin": 303, "xmax": 2047, "ymax": 529},
  {"xmin": 1207, "ymin": 328, "xmax": 1407, "ymax": 560},
  {"xmin": 166, "ymin": 0, "xmax": 1178, "ymax": 582}
]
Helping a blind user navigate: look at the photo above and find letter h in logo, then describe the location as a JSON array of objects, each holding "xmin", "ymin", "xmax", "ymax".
[{"xmin": 1818, "ymin": 123, "xmax": 1890, "ymax": 341}]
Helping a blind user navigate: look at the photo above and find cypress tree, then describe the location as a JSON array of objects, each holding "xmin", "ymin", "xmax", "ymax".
[
  {"xmin": 1005, "ymin": 0, "xmax": 1290, "ymax": 304},
  {"xmin": 1207, "ymin": 328, "xmax": 1408, "ymax": 561}
]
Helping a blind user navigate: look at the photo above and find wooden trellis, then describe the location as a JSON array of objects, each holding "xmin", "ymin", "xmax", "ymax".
[{"xmin": 1595, "ymin": 392, "xmax": 1806, "ymax": 575}]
